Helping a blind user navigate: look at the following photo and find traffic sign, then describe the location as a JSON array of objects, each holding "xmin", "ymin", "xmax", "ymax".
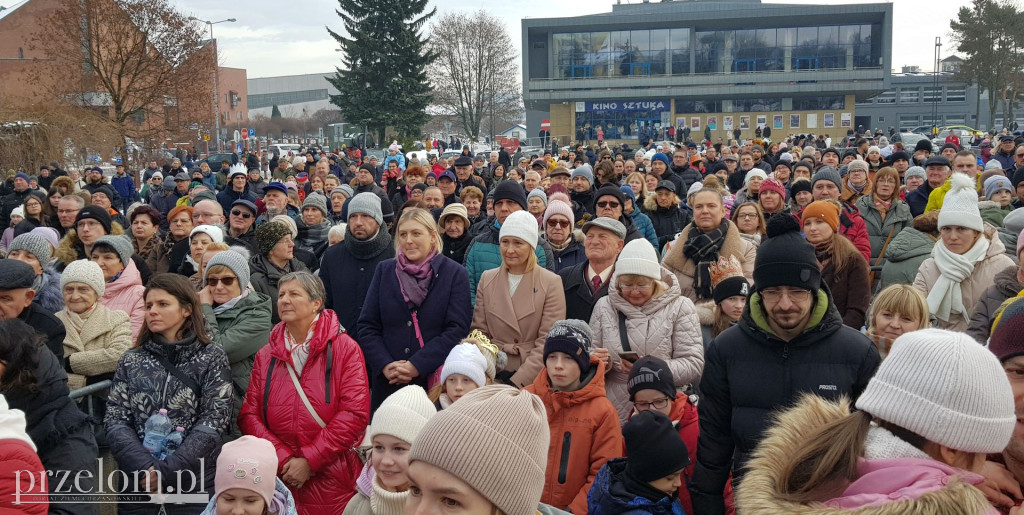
[
  {"xmin": 241, "ymin": 128, "xmax": 248, "ymax": 140},
  {"xmin": 248, "ymin": 128, "xmax": 255, "ymax": 138},
  {"xmin": 203, "ymin": 134, "xmax": 210, "ymax": 141},
  {"xmin": 541, "ymin": 119, "xmax": 551, "ymax": 130}
]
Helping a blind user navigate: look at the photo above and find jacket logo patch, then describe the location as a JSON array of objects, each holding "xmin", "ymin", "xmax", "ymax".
[{"xmin": 818, "ymin": 384, "xmax": 837, "ymax": 391}]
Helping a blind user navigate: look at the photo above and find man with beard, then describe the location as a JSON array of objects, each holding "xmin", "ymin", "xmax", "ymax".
[
  {"xmin": 319, "ymin": 193, "xmax": 396, "ymax": 334},
  {"xmin": 82, "ymin": 167, "xmax": 121, "ymax": 211},
  {"xmin": 0, "ymin": 172, "xmax": 33, "ymax": 229},
  {"xmin": 255, "ymin": 182, "xmax": 299, "ymax": 225},
  {"xmin": 690, "ymin": 214, "xmax": 880, "ymax": 514},
  {"xmin": 352, "ymin": 163, "xmax": 394, "ymax": 227}
]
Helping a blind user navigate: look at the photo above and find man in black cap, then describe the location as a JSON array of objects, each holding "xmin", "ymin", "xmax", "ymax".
[
  {"xmin": 352, "ymin": 163, "xmax": 395, "ymax": 226},
  {"xmin": 464, "ymin": 181, "xmax": 555, "ymax": 305},
  {"xmin": 0, "ymin": 259, "xmax": 65, "ymax": 360},
  {"xmin": 593, "ymin": 184, "xmax": 643, "ymax": 243},
  {"xmin": 912, "ymin": 138, "xmax": 933, "ymax": 167},
  {"xmin": 227, "ymin": 199, "xmax": 258, "ymax": 247},
  {"xmin": 82, "ymin": 166, "xmax": 121, "ymax": 209},
  {"xmin": 994, "ymin": 135, "xmax": 1017, "ymax": 171},
  {"xmin": 887, "ymin": 150, "xmax": 910, "ymax": 178},
  {"xmin": 820, "ymin": 147, "xmax": 841, "ymax": 168},
  {"xmin": 453, "ymin": 155, "xmax": 486, "ymax": 194},
  {"xmin": 906, "ymin": 155, "xmax": 951, "ymax": 217},
  {"xmin": 690, "ymin": 214, "xmax": 879, "ymax": 514}
]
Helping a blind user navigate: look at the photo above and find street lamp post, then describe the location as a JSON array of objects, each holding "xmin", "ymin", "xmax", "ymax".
[
  {"xmin": 933, "ymin": 37, "xmax": 941, "ymax": 129},
  {"xmin": 188, "ymin": 16, "xmax": 236, "ymax": 152}
]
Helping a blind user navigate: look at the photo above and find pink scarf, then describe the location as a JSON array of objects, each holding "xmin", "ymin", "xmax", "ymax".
[{"xmin": 395, "ymin": 250, "xmax": 436, "ymax": 309}]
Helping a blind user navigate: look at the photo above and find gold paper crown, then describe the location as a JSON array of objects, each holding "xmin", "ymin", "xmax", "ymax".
[
  {"xmin": 462, "ymin": 329, "xmax": 498, "ymax": 358},
  {"xmin": 709, "ymin": 255, "xmax": 744, "ymax": 287}
]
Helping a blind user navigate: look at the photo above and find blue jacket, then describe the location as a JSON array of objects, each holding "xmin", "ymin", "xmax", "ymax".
[
  {"xmin": 465, "ymin": 220, "xmax": 555, "ymax": 305},
  {"xmin": 382, "ymin": 152, "xmax": 406, "ymax": 171},
  {"xmin": 357, "ymin": 256, "xmax": 471, "ymax": 377},
  {"xmin": 110, "ymin": 174, "xmax": 138, "ymax": 208},
  {"xmin": 216, "ymin": 186, "xmax": 258, "ymax": 215},
  {"xmin": 906, "ymin": 182, "xmax": 936, "ymax": 218},
  {"xmin": 630, "ymin": 210, "xmax": 659, "ymax": 250},
  {"xmin": 549, "ymin": 237, "xmax": 586, "ymax": 273},
  {"xmin": 588, "ymin": 459, "xmax": 685, "ymax": 515}
]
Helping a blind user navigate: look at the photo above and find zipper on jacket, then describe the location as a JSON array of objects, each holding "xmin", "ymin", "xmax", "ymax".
[
  {"xmin": 781, "ymin": 343, "xmax": 790, "ymax": 361},
  {"xmin": 558, "ymin": 431, "xmax": 572, "ymax": 484}
]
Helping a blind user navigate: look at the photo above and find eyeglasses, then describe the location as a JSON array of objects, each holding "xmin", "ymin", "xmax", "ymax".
[
  {"xmin": 634, "ymin": 397, "xmax": 671, "ymax": 411},
  {"xmin": 737, "ymin": 213, "xmax": 758, "ymax": 220},
  {"xmin": 230, "ymin": 209, "xmax": 253, "ymax": 219},
  {"xmin": 619, "ymin": 282, "xmax": 654, "ymax": 292},
  {"xmin": 596, "ymin": 201, "xmax": 620, "ymax": 209},
  {"xmin": 761, "ymin": 288, "xmax": 812, "ymax": 302},
  {"xmin": 57, "ymin": 209, "xmax": 79, "ymax": 215},
  {"xmin": 546, "ymin": 219, "xmax": 570, "ymax": 228},
  {"xmin": 206, "ymin": 276, "xmax": 237, "ymax": 287}
]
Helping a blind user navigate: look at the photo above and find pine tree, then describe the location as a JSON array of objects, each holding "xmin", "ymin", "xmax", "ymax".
[
  {"xmin": 271, "ymin": 105, "xmax": 282, "ymax": 119},
  {"xmin": 327, "ymin": 1, "xmax": 437, "ymax": 143}
]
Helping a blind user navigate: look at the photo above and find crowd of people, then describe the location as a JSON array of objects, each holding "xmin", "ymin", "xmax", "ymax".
[{"xmin": 1, "ymin": 129, "xmax": 1024, "ymax": 515}]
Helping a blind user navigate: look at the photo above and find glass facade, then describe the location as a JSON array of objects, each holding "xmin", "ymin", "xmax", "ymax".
[
  {"xmin": 553, "ymin": 24, "xmax": 879, "ymax": 79},
  {"xmin": 574, "ymin": 99, "xmax": 671, "ymax": 142}
]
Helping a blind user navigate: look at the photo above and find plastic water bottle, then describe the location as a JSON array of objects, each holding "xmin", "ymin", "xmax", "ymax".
[
  {"xmin": 161, "ymin": 427, "xmax": 184, "ymax": 460},
  {"xmin": 142, "ymin": 409, "xmax": 172, "ymax": 458}
]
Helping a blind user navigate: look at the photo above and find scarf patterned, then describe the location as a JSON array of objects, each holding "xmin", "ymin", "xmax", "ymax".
[
  {"xmin": 682, "ymin": 219, "xmax": 729, "ymax": 300},
  {"xmin": 395, "ymin": 250, "xmax": 436, "ymax": 309}
]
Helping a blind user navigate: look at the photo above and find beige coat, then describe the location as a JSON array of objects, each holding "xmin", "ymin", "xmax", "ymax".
[
  {"xmin": 472, "ymin": 265, "xmax": 566, "ymax": 387},
  {"xmin": 589, "ymin": 267, "xmax": 704, "ymax": 424},
  {"xmin": 662, "ymin": 220, "xmax": 756, "ymax": 302},
  {"xmin": 913, "ymin": 225, "xmax": 1014, "ymax": 332},
  {"xmin": 55, "ymin": 303, "xmax": 133, "ymax": 390}
]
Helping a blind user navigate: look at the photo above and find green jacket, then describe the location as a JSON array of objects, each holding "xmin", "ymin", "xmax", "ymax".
[
  {"xmin": 980, "ymin": 201, "xmax": 1012, "ymax": 228},
  {"xmin": 878, "ymin": 227, "xmax": 936, "ymax": 290},
  {"xmin": 202, "ymin": 291, "xmax": 272, "ymax": 402}
]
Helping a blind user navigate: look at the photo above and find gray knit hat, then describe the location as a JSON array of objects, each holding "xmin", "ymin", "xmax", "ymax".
[
  {"xmin": 301, "ymin": 192, "xmax": 329, "ymax": 218},
  {"xmin": 570, "ymin": 164, "xmax": 594, "ymax": 186},
  {"xmin": 204, "ymin": 250, "xmax": 251, "ymax": 292},
  {"xmin": 8, "ymin": 233, "xmax": 53, "ymax": 269},
  {"xmin": 811, "ymin": 166, "xmax": 842, "ymax": 191},
  {"xmin": 348, "ymin": 192, "xmax": 383, "ymax": 226},
  {"xmin": 527, "ymin": 188, "xmax": 547, "ymax": 205},
  {"xmin": 904, "ymin": 166, "xmax": 926, "ymax": 182},
  {"xmin": 60, "ymin": 259, "xmax": 105, "ymax": 297},
  {"xmin": 93, "ymin": 235, "xmax": 133, "ymax": 267},
  {"xmin": 409, "ymin": 385, "xmax": 549, "ymax": 515}
]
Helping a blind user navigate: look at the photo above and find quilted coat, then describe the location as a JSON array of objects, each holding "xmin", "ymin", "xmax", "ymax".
[
  {"xmin": 104, "ymin": 330, "xmax": 233, "ymax": 515},
  {"xmin": 878, "ymin": 226, "xmax": 937, "ymax": 290},
  {"xmin": 736, "ymin": 396, "xmax": 995, "ymax": 515},
  {"xmin": 524, "ymin": 358, "xmax": 622, "ymax": 515},
  {"xmin": 0, "ymin": 396, "xmax": 48, "ymax": 515},
  {"xmin": 662, "ymin": 220, "xmax": 756, "ymax": 302},
  {"xmin": 238, "ymin": 309, "xmax": 370, "ymax": 514},
  {"xmin": 472, "ymin": 265, "xmax": 566, "ymax": 388},
  {"xmin": 101, "ymin": 258, "xmax": 146, "ymax": 341},
  {"xmin": 589, "ymin": 268, "xmax": 704, "ymax": 424},
  {"xmin": 56, "ymin": 302, "xmax": 133, "ymax": 390},
  {"xmin": 913, "ymin": 225, "xmax": 1014, "ymax": 332}
]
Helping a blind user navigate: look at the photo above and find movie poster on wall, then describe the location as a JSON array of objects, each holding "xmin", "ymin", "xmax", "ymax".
[
  {"xmin": 790, "ymin": 114, "xmax": 800, "ymax": 129},
  {"xmin": 739, "ymin": 116, "xmax": 750, "ymax": 130},
  {"xmin": 707, "ymin": 116, "xmax": 718, "ymax": 130},
  {"xmin": 824, "ymin": 113, "xmax": 835, "ymax": 128},
  {"xmin": 724, "ymin": 116, "xmax": 734, "ymax": 130},
  {"xmin": 691, "ymin": 117, "xmax": 701, "ymax": 129},
  {"xmin": 807, "ymin": 114, "xmax": 818, "ymax": 129},
  {"xmin": 772, "ymin": 115, "xmax": 783, "ymax": 130},
  {"xmin": 756, "ymin": 115, "xmax": 767, "ymax": 128},
  {"xmin": 841, "ymin": 112, "xmax": 852, "ymax": 128}
]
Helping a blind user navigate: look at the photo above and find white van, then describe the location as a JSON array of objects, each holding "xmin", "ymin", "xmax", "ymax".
[{"xmin": 267, "ymin": 144, "xmax": 301, "ymax": 157}]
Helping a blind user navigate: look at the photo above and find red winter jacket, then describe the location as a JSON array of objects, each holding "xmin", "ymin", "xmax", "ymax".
[
  {"xmin": 624, "ymin": 393, "xmax": 736, "ymax": 515},
  {"xmin": 238, "ymin": 309, "xmax": 370, "ymax": 514},
  {"xmin": 797, "ymin": 202, "xmax": 872, "ymax": 263},
  {"xmin": 0, "ymin": 438, "xmax": 47, "ymax": 515}
]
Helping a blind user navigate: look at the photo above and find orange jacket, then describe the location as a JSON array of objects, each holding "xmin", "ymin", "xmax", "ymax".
[{"xmin": 525, "ymin": 357, "xmax": 622, "ymax": 515}]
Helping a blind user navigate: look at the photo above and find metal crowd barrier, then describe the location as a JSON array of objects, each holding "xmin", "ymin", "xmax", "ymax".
[{"xmin": 69, "ymin": 379, "xmax": 112, "ymax": 416}]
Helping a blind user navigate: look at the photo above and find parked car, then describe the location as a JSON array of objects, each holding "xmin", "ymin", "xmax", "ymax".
[
  {"xmin": 899, "ymin": 133, "xmax": 937, "ymax": 153},
  {"xmin": 194, "ymin": 152, "xmax": 239, "ymax": 170}
]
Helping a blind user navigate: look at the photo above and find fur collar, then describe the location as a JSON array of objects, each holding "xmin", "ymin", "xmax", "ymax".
[
  {"xmin": 735, "ymin": 395, "xmax": 992, "ymax": 514},
  {"xmin": 662, "ymin": 220, "xmax": 747, "ymax": 276},
  {"xmin": 55, "ymin": 222, "xmax": 125, "ymax": 265},
  {"xmin": 695, "ymin": 300, "xmax": 716, "ymax": 326}
]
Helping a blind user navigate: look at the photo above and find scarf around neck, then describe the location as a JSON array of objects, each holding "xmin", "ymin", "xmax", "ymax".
[
  {"xmin": 213, "ymin": 289, "xmax": 249, "ymax": 315},
  {"xmin": 345, "ymin": 227, "xmax": 393, "ymax": 260},
  {"xmin": 683, "ymin": 219, "xmax": 729, "ymax": 300},
  {"xmin": 814, "ymin": 239, "xmax": 834, "ymax": 269},
  {"xmin": 927, "ymin": 235, "xmax": 990, "ymax": 323},
  {"xmin": 396, "ymin": 250, "xmax": 436, "ymax": 309},
  {"xmin": 64, "ymin": 304, "xmax": 97, "ymax": 335}
]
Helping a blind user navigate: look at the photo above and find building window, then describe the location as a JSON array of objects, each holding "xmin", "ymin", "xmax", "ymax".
[
  {"xmin": 944, "ymin": 115, "xmax": 966, "ymax": 126},
  {"xmin": 792, "ymin": 96, "xmax": 844, "ymax": 110},
  {"xmin": 946, "ymin": 86, "xmax": 967, "ymax": 102},
  {"xmin": 922, "ymin": 86, "xmax": 942, "ymax": 103},
  {"xmin": 898, "ymin": 115, "xmax": 919, "ymax": 130},
  {"xmin": 732, "ymin": 98, "xmax": 782, "ymax": 112},
  {"xmin": 899, "ymin": 88, "xmax": 919, "ymax": 103},
  {"xmin": 855, "ymin": 96, "xmax": 874, "ymax": 106},
  {"xmin": 18, "ymin": 48, "xmax": 24, "ymax": 59},
  {"xmin": 875, "ymin": 91, "xmax": 896, "ymax": 104},
  {"xmin": 675, "ymin": 100, "xmax": 721, "ymax": 113}
]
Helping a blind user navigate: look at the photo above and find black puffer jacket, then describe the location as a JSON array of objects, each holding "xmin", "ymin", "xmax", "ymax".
[
  {"xmin": 0, "ymin": 188, "xmax": 31, "ymax": 229},
  {"xmin": 648, "ymin": 205, "xmax": 692, "ymax": 251},
  {"xmin": 104, "ymin": 331, "xmax": 232, "ymax": 515},
  {"xmin": 690, "ymin": 286, "xmax": 880, "ymax": 515},
  {"xmin": 442, "ymin": 232, "xmax": 472, "ymax": 264}
]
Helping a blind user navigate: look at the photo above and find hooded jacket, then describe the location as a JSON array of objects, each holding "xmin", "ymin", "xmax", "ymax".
[
  {"xmin": 238, "ymin": 309, "xmax": 371, "ymax": 514},
  {"xmin": 629, "ymin": 209, "xmax": 660, "ymax": 250},
  {"xmin": 662, "ymin": 220, "xmax": 756, "ymax": 302},
  {"xmin": 101, "ymin": 258, "xmax": 146, "ymax": 341},
  {"xmin": 56, "ymin": 302, "xmax": 132, "ymax": 390},
  {"xmin": 735, "ymin": 395, "xmax": 994, "ymax": 515},
  {"xmin": 104, "ymin": 330, "xmax": 232, "ymax": 515},
  {"xmin": 690, "ymin": 287, "xmax": 880, "ymax": 515},
  {"xmin": 878, "ymin": 224, "xmax": 938, "ymax": 290},
  {"xmin": 855, "ymin": 194, "xmax": 913, "ymax": 266},
  {"xmin": 524, "ymin": 358, "xmax": 622, "ymax": 515},
  {"xmin": 0, "ymin": 396, "xmax": 48, "ymax": 515},
  {"xmin": 587, "ymin": 458, "xmax": 685, "ymax": 515},
  {"xmin": 913, "ymin": 225, "xmax": 1015, "ymax": 332},
  {"xmin": 967, "ymin": 264, "xmax": 1023, "ymax": 343},
  {"xmin": 201, "ymin": 291, "xmax": 272, "ymax": 416},
  {"xmin": 589, "ymin": 269, "xmax": 704, "ymax": 424}
]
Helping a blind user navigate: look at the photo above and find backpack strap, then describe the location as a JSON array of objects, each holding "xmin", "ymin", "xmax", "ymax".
[
  {"xmin": 153, "ymin": 352, "xmax": 201, "ymax": 400},
  {"xmin": 617, "ymin": 311, "xmax": 632, "ymax": 352},
  {"xmin": 263, "ymin": 357, "xmax": 277, "ymax": 429},
  {"xmin": 324, "ymin": 340, "xmax": 333, "ymax": 404}
]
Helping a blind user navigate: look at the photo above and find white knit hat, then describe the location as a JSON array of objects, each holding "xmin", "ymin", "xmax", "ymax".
[
  {"xmin": 937, "ymin": 173, "xmax": 984, "ymax": 232},
  {"xmin": 613, "ymin": 239, "xmax": 661, "ymax": 281},
  {"xmin": 743, "ymin": 169, "xmax": 767, "ymax": 186},
  {"xmin": 441, "ymin": 343, "xmax": 488, "ymax": 389},
  {"xmin": 499, "ymin": 210, "xmax": 539, "ymax": 249},
  {"xmin": 855, "ymin": 328, "xmax": 1015, "ymax": 453},
  {"xmin": 60, "ymin": 259, "xmax": 105, "ymax": 297},
  {"xmin": 189, "ymin": 224, "xmax": 224, "ymax": 243},
  {"xmin": 367, "ymin": 385, "xmax": 436, "ymax": 446}
]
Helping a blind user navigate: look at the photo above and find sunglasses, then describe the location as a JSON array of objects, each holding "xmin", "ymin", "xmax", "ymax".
[
  {"xmin": 206, "ymin": 276, "xmax": 237, "ymax": 287},
  {"xmin": 546, "ymin": 219, "xmax": 570, "ymax": 228},
  {"xmin": 596, "ymin": 201, "xmax": 620, "ymax": 209},
  {"xmin": 230, "ymin": 209, "xmax": 253, "ymax": 219}
]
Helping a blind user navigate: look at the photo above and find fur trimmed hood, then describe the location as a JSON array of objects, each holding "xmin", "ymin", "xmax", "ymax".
[
  {"xmin": 736, "ymin": 395, "xmax": 994, "ymax": 514},
  {"xmin": 55, "ymin": 222, "xmax": 125, "ymax": 265},
  {"xmin": 696, "ymin": 300, "xmax": 716, "ymax": 327}
]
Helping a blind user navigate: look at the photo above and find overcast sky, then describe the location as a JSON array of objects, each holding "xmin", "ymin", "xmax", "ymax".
[{"xmin": 173, "ymin": 0, "xmax": 972, "ymax": 79}]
